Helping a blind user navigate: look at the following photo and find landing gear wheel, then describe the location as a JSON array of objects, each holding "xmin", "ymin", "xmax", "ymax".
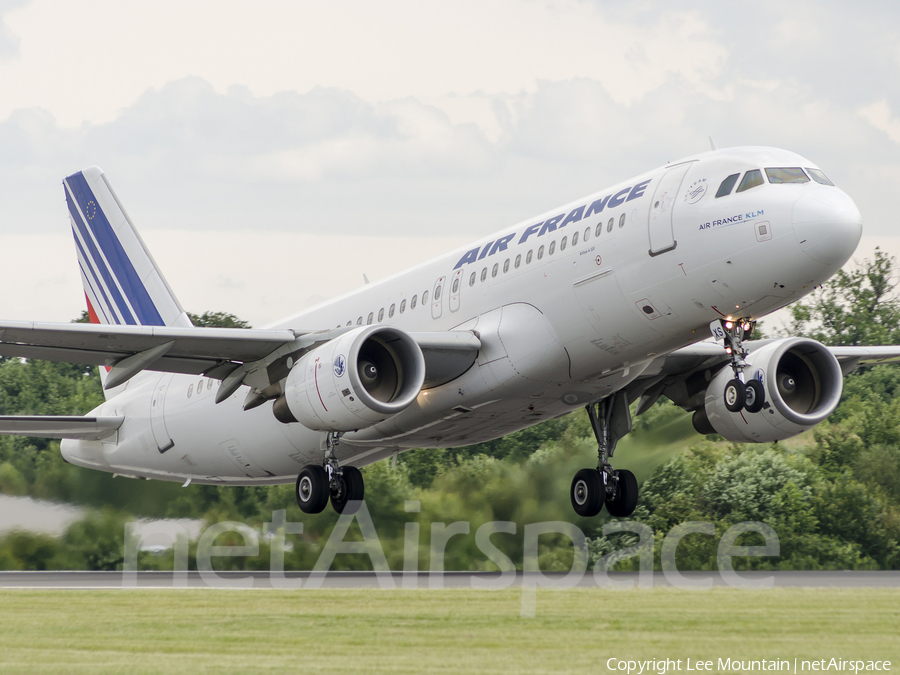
[
  {"xmin": 724, "ymin": 379, "xmax": 746, "ymax": 413},
  {"xmin": 605, "ymin": 469, "xmax": 638, "ymax": 518},
  {"xmin": 571, "ymin": 468, "xmax": 604, "ymax": 517},
  {"xmin": 744, "ymin": 380, "xmax": 765, "ymax": 413},
  {"xmin": 296, "ymin": 465, "xmax": 329, "ymax": 514},
  {"xmin": 330, "ymin": 466, "xmax": 365, "ymax": 514}
]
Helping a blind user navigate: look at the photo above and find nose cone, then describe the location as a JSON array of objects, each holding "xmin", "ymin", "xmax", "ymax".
[{"xmin": 792, "ymin": 191, "xmax": 863, "ymax": 266}]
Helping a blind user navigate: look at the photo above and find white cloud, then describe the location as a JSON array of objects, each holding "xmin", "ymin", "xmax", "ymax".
[
  {"xmin": 0, "ymin": 0, "xmax": 729, "ymax": 126},
  {"xmin": 859, "ymin": 100, "xmax": 900, "ymax": 144},
  {"xmin": 0, "ymin": 2, "xmax": 899, "ymax": 322}
]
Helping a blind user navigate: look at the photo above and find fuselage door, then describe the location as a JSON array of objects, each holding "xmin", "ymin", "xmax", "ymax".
[
  {"xmin": 449, "ymin": 269, "xmax": 463, "ymax": 313},
  {"xmin": 150, "ymin": 373, "xmax": 175, "ymax": 453},
  {"xmin": 431, "ymin": 275, "xmax": 446, "ymax": 320},
  {"xmin": 648, "ymin": 162, "xmax": 694, "ymax": 256}
]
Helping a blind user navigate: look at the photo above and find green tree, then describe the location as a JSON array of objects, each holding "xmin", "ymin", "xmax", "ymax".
[
  {"xmin": 788, "ymin": 247, "xmax": 900, "ymax": 346},
  {"xmin": 188, "ymin": 312, "xmax": 251, "ymax": 328}
]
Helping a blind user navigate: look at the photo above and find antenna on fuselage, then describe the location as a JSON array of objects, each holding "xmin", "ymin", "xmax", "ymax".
[
  {"xmin": 709, "ymin": 136, "xmax": 718, "ymax": 151},
  {"xmin": 363, "ymin": 274, "xmax": 370, "ymax": 285}
]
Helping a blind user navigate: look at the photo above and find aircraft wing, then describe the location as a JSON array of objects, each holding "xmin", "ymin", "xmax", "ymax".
[
  {"xmin": 0, "ymin": 415, "xmax": 123, "ymax": 440},
  {"xmin": 0, "ymin": 320, "xmax": 481, "ymax": 397},
  {"xmin": 0, "ymin": 320, "xmax": 299, "ymax": 378},
  {"xmin": 629, "ymin": 341, "xmax": 900, "ymax": 414}
]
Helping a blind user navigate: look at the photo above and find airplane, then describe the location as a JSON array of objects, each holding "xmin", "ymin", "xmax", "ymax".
[{"xmin": 1, "ymin": 146, "xmax": 898, "ymax": 519}]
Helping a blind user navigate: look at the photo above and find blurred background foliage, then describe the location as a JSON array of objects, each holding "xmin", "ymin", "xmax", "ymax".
[{"xmin": 1, "ymin": 251, "xmax": 899, "ymax": 572}]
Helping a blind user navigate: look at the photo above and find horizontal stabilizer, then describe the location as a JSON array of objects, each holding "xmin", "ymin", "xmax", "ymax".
[{"xmin": 0, "ymin": 416, "xmax": 124, "ymax": 440}]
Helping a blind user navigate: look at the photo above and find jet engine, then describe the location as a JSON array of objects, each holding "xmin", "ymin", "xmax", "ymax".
[
  {"xmin": 692, "ymin": 337, "xmax": 843, "ymax": 443},
  {"xmin": 273, "ymin": 325, "xmax": 426, "ymax": 432}
]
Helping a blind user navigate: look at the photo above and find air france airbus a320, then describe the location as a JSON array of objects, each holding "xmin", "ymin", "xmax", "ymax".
[{"xmin": 1, "ymin": 146, "xmax": 897, "ymax": 518}]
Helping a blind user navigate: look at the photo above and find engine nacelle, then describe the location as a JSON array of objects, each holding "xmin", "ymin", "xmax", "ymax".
[
  {"xmin": 273, "ymin": 325, "xmax": 426, "ymax": 432},
  {"xmin": 694, "ymin": 338, "xmax": 843, "ymax": 443}
]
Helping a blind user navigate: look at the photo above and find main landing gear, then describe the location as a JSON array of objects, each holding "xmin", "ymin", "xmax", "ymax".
[
  {"xmin": 295, "ymin": 432, "xmax": 365, "ymax": 515},
  {"xmin": 570, "ymin": 392, "xmax": 638, "ymax": 518},
  {"xmin": 716, "ymin": 318, "xmax": 765, "ymax": 414}
]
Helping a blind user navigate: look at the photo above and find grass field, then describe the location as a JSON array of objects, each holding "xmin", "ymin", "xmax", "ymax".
[{"xmin": 0, "ymin": 588, "xmax": 897, "ymax": 674}]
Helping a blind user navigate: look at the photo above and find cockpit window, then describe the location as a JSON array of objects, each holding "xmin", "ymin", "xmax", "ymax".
[
  {"xmin": 736, "ymin": 169, "xmax": 764, "ymax": 193},
  {"xmin": 716, "ymin": 174, "xmax": 740, "ymax": 198},
  {"xmin": 765, "ymin": 167, "xmax": 809, "ymax": 184},
  {"xmin": 806, "ymin": 168, "xmax": 835, "ymax": 186}
]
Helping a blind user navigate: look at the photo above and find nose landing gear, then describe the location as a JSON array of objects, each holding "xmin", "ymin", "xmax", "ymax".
[
  {"xmin": 295, "ymin": 431, "xmax": 365, "ymax": 515},
  {"xmin": 714, "ymin": 318, "xmax": 765, "ymax": 414},
  {"xmin": 570, "ymin": 392, "xmax": 638, "ymax": 518}
]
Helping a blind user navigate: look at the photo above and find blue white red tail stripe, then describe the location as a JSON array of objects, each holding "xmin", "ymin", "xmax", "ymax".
[{"xmin": 63, "ymin": 167, "xmax": 190, "ymax": 331}]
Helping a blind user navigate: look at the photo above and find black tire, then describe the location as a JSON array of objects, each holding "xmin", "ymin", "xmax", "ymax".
[
  {"xmin": 296, "ymin": 465, "xmax": 329, "ymax": 514},
  {"xmin": 744, "ymin": 379, "xmax": 765, "ymax": 413},
  {"xmin": 724, "ymin": 378, "xmax": 746, "ymax": 413},
  {"xmin": 606, "ymin": 469, "xmax": 638, "ymax": 518},
  {"xmin": 571, "ymin": 468, "xmax": 604, "ymax": 517},
  {"xmin": 331, "ymin": 466, "xmax": 365, "ymax": 514}
]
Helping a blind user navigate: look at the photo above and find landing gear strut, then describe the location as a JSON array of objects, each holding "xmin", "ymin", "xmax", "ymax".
[
  {"xmin": 714, "ymin": 318, "xmax": 765, "ymax": 414},
  {"xmin": 295, "ymin": 431, "xmax": 365, "ymax": 515},
  {"xmin": 570, "ymin": 392, "xmax": 638, "ymax": 518}
]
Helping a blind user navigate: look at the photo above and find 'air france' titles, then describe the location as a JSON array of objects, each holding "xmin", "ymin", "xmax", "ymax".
[
  {"xmin": 453, "ymin": 178, "xmax": 652, "ymax": 270},
  {"xmin": 699, "ymin": 210, "xmax": 765, "ymax": 231}
]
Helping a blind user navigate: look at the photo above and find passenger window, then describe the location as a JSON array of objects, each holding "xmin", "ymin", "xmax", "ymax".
[
  {"xmin": 765, "ymin": 167, "xmax": 809, "ymax": 184},
  {"xmin": 806, "ymin": 168, "xmax": 834, "ymax": 186},
  {"xmin": 607, "ymin": 217, "xmax": 614, "ymax": 233},
  {"xmin": 503, "ymin": 258, "xmax": 510, "ymax": 273},
  {"xmin": 595, "ymin": 222, "xmax": 602, "ymax": 237},
  {"xmin": 737, "ymin": 169, "xmax": 764, "ymax": 192},
  {"xmin": 481, "ymin": 267, "xmax": 487, "ymax": 282},
  {"xmin": 434, "ymin": 285, "xmax": 442, "ymax": 300},
  {"xmin": 526, "ymin": 250, "xmax": 533, "ymax": 264},
  {"xmin": 716, "ymin": 173, "xmax": 740, "ymax": 198},
  {"xmin": 423, "ymin": 290, "xmax": 429, "ymax": 305},
  {"xmin": 367, "ymin": 312, "xmax": 374, "ymax": 325},
  {"xmin": 400, "ymin": 299, "xmax": 407, "ymax": 313},
  {"xmin": 198, "ymin": 379, "xmax": 203, "ymax": 392},
  {"xmin": 584, "ymin": 227, "xmax": 590, "ymax": 242},
  {"xmin": 378, "ymin": 308, "xmax": 384, "ymax": 322},
  {"xmin": 452, "ymin": 278, "xmax": 459, "ymax": 293},
  {"xmin": 572, "ymin": 231, "xmax": 579, "ymax": 246},
  {"xmin": 411, "ymin": 295, "xmax": 417, "ymax": 309},
  {"xmin": 560, "ymin": 237, "xmax": 567, "ymax": 251},
  {"xmin": 618, "ymin": 213, "xmax": 626, "ymax": 228},
  {"xmin": 357, "ymin": 317, "xmax": 363, "ymax": 325},
  {"xmin": 515, "ymin": 254, "xmax": 521, "ymax": 269},
  {"xmin": 469, "ymin": 272, "xmax": 475, "ymax": 287},
  {"xmin": 389, "ymin": 304, "xmax": 395, "ymax": 318},
  {"xmin": 346, "ymin": 321, "xmax": 352, "ymax": 326},
  {"xmin": 187, "ymin": 384, "xmax": 193, "ymax": 398},
  {"xmin": 537, "ymin": 245, "xmax": 544, "ymax": 260},
  {"xmin": 491, "ymin": 263, "xmax": 498, "ymax": 278},
  {"xmin": 549, "ymin": 240, "xmax": 556, "ymax": 255},
  {"xmin": 208, "ymin": 379, "xmax": 213, "ymax": 390}
]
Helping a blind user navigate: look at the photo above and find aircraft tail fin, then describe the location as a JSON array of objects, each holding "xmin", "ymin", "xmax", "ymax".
[{"xmin": 63, "ymin": 167, "xmax": 192, "ymax": 330}]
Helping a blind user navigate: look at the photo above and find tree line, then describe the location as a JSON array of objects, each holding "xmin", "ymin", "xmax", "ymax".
[{"xmin": 0, "ymin": 253, "xmax": 898, "ymax": 571}]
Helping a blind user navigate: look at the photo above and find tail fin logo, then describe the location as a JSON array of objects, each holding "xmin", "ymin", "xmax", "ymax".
[{"xmin": 85, "ymin": 200, "xmax": 97, "ymax": 220}]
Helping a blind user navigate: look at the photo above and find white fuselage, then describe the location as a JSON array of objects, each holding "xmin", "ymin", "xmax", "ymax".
[{"xmin": 61, "ymin": 147, "xmax": 863, "ymax": 485}]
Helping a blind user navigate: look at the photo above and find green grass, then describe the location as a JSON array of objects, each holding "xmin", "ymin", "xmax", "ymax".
[{"xmin": 0, "ymin": 588, "xmax": 897, "ymax": 673}]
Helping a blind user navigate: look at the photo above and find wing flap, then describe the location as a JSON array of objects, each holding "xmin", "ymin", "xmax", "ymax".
[{"xmin": 0, "ymin": 416, "xmax": 124, "ymax": 440}]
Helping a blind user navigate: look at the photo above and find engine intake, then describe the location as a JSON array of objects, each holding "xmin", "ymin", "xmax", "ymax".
[
  {"xmin": 696, "ymin": 337, "xmax": 843, "ymax": 443},
  {"xmin": 274, "ymin": 325, "xmax": 426, "ymax": 432}
]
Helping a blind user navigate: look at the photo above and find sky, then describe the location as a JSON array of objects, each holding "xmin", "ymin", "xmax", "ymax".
[{"xmin": 0, "ymin": 0, "xmax": 898, "ymax": 327}]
